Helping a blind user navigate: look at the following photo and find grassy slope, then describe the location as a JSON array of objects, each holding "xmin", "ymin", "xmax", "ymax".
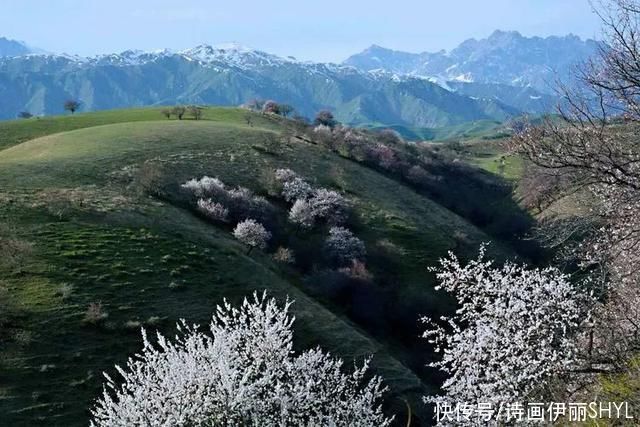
[
  {"xmin": 0, "ymin": 108, "xmax": 508, "ymax": 425},
  {"xmin": 463, "ymin": 138, "xmax": 523, "ymax": 180},
  {"xmin": 365, "ymin": 120, "xmax": 506, "ymax": 141},
  {"xmin": 0, "ymin": 107, "xmax": 284, "ymax": 152}
]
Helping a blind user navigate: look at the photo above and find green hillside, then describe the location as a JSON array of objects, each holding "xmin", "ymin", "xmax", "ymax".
[
  {"xmin": 0, "ymin": 107, "xmax": 516, "ymax": 425},
  {"xmin": 366, "ymin": 119, "xmax": 507, "ymax": 141}
]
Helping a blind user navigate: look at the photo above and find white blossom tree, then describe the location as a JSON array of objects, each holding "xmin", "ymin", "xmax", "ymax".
[
  {"xmin": 282, "ymin": 177, "xmax": 313, "ymax": 203},
  {"xmin": 181, "ymin": 176, "xmax": 226, "ymax": 198},
  {"xmin": 274, "ymin": 169, "xmax": 313, "ymax": 203},
  {"xmin": 289, "ymin": 199, "xmax": 315, "ymax": 231},
  {"xmin": 197, "ymin": 198, "xmax": 229, "ymax": 222},
  {"xmin": 274, "ymin": 169, "xmax": 350, "ymax": 226},
  {"xmin": 310, "ymin": 189, "xmax": 349, "ymax": 225},
  {"xmin": 233, "ymin": 219, "xmax": 272, "ymax": 254},
  {"xmin": 274, "ymin": 168, "xmax": 297, "ymax": 184},
  {"xmin": 183, "ymin": 177, "xmax": 273, "ymax": 223},
  {"xmin": 90, "ymin": 293, "xmax": 392, "ymax": 426},
  {"xmin": 423, "ymin": 246, "xmax": 594, "ymax": 407},
  {"xmin": 325, "ymin": 227, "xmax": 366, "ymax": 266}
]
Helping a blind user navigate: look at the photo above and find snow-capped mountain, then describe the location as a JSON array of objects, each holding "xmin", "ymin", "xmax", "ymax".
[
  {"xmin": 0, "ymin": 37, "xmax": 38, "ymax": 57},
  {"xmin": 344, "ymin": 30, "xmax": 600, "ymax": 94},
  {"xmin": 0, "ymin": 31, "xmax": 595, "ymax": 125}
]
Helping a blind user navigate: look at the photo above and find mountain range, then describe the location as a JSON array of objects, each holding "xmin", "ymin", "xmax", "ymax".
[
  {"xmin": 0, "ymin": 31, "xmax": 600, "ymax": 128},
  {"xmin": 344, "ymin": 30, "xmax": 599, "ymax": 93}
]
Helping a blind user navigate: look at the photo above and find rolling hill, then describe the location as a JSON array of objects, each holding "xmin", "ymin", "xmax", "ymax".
[{"xmin": 0, "ymin": 107, "xmax": 525, "ymax": 425}]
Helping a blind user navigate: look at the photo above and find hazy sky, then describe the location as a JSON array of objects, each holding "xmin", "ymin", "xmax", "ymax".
[{"xmin": 2, "ymin": 0, "xmax": 602, "ymax": 62}]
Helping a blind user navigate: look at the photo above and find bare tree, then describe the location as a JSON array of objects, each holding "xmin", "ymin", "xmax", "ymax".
[
  {"xmin": 64, "ymin": 99, "xmax": 81, "ymax": 114},
  {"xmin": 187, "ymin": 105, "xmax": 204, "ymax": 120},
  {"xmin": 160, "ymin": 109, "xmax": 172, "ymax": 119},
  {"xmin": 172, "ymin": 106, "xmax": 186, "ymax": 120},
  {"xmin": 511, "ymin": 0, "xmax": 640, "ymax": 379}
]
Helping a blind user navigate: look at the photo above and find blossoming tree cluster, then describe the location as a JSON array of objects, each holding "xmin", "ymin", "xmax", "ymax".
[
  {"xmin": 182, "ymin": 176, "xmax": 272, "ymax": 254},
  {"xmin": 91, "ymin": 293, "xmax": 392, "ymax": 426},
  {"xmin": 274, "ymin": 168, "xmax": 349, "ymax": 227},
  {"xmin": 275, "ymin": 169, "xmax": 366, "ymax": 267}
]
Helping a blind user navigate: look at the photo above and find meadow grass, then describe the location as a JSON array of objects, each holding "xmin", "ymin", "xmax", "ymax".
[{"xmin": 0, "ymin": 108, "xmax": 507, "ymax": 425}]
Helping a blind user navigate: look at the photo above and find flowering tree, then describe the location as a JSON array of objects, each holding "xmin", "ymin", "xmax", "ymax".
[
  {"xmin": 423, "ymin": 246, "xmax": 594, "ymax": 406},
  {"xmin": 262, "ymin": 100, "xmax": 281, "ymax": 115},
  {"xmin": 274, "ymin": 169, "xmax": 313, "ymax": 202},
  {"xmin": 274, "ymin": 168, "xmax": 297, "ymax": 183},
  {"xmin": 90, "ymin": 293, "xmax": 392, "ymax": 426},
  {"xmin": 309, "ymin": 189, "xmax": 349, "ymax": 225},
  {"xmin": 510, "ymin": 0, "xmax": 640, "ymax": 373},
  {"xmin": 289, "ymin": 199, "xmax": 315, "ymax": 231},
  {"xmin": 325, "ymin": 227, "xmax": 366, "ymax": 266},
  {"xmin": 182, "ymin": 176, "xmax": 226, "ymax": 198},
  {"xmin": 282, "ymin": 178, "xmax": 314, "ymax": 203},
  {"xmin": 274, "ymin": 169, "xmax": 349, "ymax": 225},
  {"xmin": 183, "ymin": 177, "xmax": 273, "ymax": 223},
  {"xmin": 233, "ymin": 219, "xmax": 272, "ymax": 254},
  {"xmin": 197, "ymin": 199, "xmax": 229, "ymax": 222}
]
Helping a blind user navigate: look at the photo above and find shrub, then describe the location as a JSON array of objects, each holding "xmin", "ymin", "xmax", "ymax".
[
  {"xmin": 274, "ymin": 168, "xmax": 298, "ymax": 184},
  {"xmin": 83, "ymin": 302, "xmax": 108, "ymax": 324},
  {"xmin": 339, "ymin": 260, "xmax": 373, "ymax": 281},
  {"xmin": 273, "ymin": 247, "xmax": 295, "ymax": 264},
  {"xmin": 0, "ymin": 225, "xmax": 33, "ymax": 272},
  {"xmin": 135, "ymin": 161, "xmax": 166, "ymax": 196},
  {"xmin": 325, "ymin": 227, "xmax": 366, "ymax": 266}
]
